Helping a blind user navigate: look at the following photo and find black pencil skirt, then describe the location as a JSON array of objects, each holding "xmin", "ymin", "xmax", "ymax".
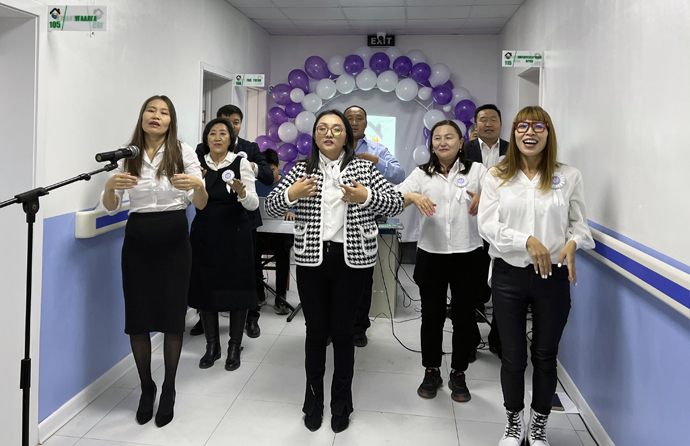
[{"xmin": 121, "ymin": 210, "xmax": 191, "ymax": 335}]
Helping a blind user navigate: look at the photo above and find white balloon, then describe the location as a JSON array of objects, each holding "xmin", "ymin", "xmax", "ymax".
[
  {"xmin": 301, "ymin": 93, "xmax": 322, "ymax": 113},
  {"xmin": 450, "ymin": 87, "xmax": 472, "ymax": 107},
  {"xmin": 356, "ymin": 68, "xmax": 377, "ymax": 91},
  {"xmin": 452, "ymin": 120, "xmax": 467, "ymax": 136},
  {"xmin": 406, "ymin": 49, "xmax": 427, "ymax": 66},
  {"xmin": 429, "ymin": 63, "xmax": 451, "ymax": 87},
  {"xmin": 335, "ymin": 74, "xmax": 355, "ymax": 94},
  {"xmin": 290, "ymin": 88, "xmax": 305, "ymax": 103},
  {"xmin": 376, "ymin": 70, "xmax": 398, "ymax": 93},
  {"xmin": 395, "ymin": 78, "xmax": 418, "ymax": 102},
  {"xmin": 385, "ymin": 46, "xmax": 403, "ymax": 63},
  {"xmin": 316, "ymin": 78, "xmax": 336, "ymax": 100},
  {"xmin": 354, "ymin": 46, "xmax": 374, "ymax": 66},
  {"xmin": 278, "ymin": 122, "xmax": 298, "ymax": 143},
  {"xmin": 308, "ymin": 78, "xmax": 319, "ymax": 95},
  {"xmin": 423, "ymin": 109, "xmax": 445, "ymax": 130},
  {"xmin": 417, "ymin": 86, "xmax": 432, "ymax": 101},
  {"xmin": 443, "ymin": 105, "xmax": 452, "ymax": 112},
  {"xmin": 413, "ymin": 145, "xmax": 430, "ymax": 165},
  {"xmin": 327, "ymin": 55, "xmax": 345, "ymax": 76},
  {"xmin": 295, "ymin": 111, "xmax": 316, "ymax": 134}
]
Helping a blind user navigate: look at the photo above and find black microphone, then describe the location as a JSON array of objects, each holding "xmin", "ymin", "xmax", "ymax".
[{"xmin": 95, "ymin": 146, "xmax": 140, "ymax": 162}]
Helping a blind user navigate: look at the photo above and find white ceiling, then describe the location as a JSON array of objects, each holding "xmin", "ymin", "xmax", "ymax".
[{"xmin": 225, "ymin": 0, "xmax": 526, "ymax": 36}]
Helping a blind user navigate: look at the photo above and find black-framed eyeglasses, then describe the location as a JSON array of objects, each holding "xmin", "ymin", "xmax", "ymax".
[
  {"xmin": 315, "ymin": 125, "xmax": 345, "ymax": 136},
  {"xmin": 514, "ymin": 121, "xmax": 548, "ymax": 133}
]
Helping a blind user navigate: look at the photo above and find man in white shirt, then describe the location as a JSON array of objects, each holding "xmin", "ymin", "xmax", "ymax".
[{"xmin": 464, "ymin": 104, "xmax": 508, "ymax": 358}]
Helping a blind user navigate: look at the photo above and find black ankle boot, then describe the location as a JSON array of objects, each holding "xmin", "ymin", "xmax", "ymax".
[
  {"xmin": 225, "ymin": 341, "xmax": 243, "ymax": 371},
  {"xmin": 199, "ymin": 342, "xmax": 221, "ymax": 369},
  {"xmin": 136, "ymin": 382, "xmax": 157, "ymax": 425},
  {"xmin": 199, "ymin": 311, "xmax": 220, "ymax": 369}
]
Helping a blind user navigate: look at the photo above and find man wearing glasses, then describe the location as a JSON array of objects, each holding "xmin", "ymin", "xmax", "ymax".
[{"xmin": 344, "ymin": 105, "xmax": 405, "ymax": 348}]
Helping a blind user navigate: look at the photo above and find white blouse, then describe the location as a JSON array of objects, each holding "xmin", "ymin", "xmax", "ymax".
[
  {"xmin": 101, "ymin": 142, "xmax": 201, "ymax": 215},
  {"xmin": 203, "ymin": 152, "xmax": 258, "ymax": 211},
  {"xmin": 397, "ymin": 160, "xmax": 487, "ymax": 254},
  {"xmin": 477, "ymin": 164, "xmax": 595, "ymax": 268}
]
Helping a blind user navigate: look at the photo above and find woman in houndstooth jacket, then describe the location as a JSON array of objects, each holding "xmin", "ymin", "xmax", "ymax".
[{"xmin": 265, "ymin": 109, "xmax": 404, "ymax": 434}]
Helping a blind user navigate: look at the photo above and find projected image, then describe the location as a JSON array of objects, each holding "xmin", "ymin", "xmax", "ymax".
[{"xmin": 366, "ymin": 116, "xmax": 396, "ymax": 157}]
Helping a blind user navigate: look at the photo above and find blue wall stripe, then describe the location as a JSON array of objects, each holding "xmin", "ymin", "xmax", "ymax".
[
  {"xmin": 592, "ymin": 241, "xmax": 690, "ymax": 309},
  {"xmin": 95, "ymin": 210, "xmax": 129, "ymax": 229}
]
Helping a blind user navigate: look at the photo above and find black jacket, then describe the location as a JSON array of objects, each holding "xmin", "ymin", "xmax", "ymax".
[
  {"xmin": 464, "ymin": 138, "xmax": 509, "ymax": 165},
  {"xmin": 196, "ymin": 137, "xmax": 273, "ymax": 230}
]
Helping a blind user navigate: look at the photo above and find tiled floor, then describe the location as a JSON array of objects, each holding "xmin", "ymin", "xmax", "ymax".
[{"xmin": 44, "ymin": 265, "xmax": 598, "ymax": 446}]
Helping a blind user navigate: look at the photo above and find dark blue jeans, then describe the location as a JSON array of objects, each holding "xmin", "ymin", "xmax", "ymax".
[{"xmin": 492, "ymin": 258, "xmax": 571, "ymax": 415}]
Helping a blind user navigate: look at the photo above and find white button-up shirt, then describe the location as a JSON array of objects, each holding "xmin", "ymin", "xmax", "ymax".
[
  {"xmin": 478, "ymin": 164, "xmax": 595, "ymax": 267},
  {"xmin": 204, "ymin": 151, "xmax": 258, "ymax": 211},
  {"xmin": 101, "ymin": 142, "xmax": 201, "ymax": 215},
  {"xmin": 397, "ymin": 160, "xmax": 487, "ymax": 254},
  {"xmin": 479, "ymin": 138, "xmax": 502, "ymax": 168}
]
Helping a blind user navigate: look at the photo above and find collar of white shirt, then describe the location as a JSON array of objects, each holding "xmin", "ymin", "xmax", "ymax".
[
  {"xmin": 318, "ymin": 150, "xmax": 345, "ymax": 170},
  {"xmin": 479, "ymin": 138, "xmax": 500, "ymax": 151},
  {"xmin": 204, "ymin": 151, "xmax": 235, "ymax": 171}
]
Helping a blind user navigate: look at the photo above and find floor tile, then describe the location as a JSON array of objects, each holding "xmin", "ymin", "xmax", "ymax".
[
  {"xmin": 56, "ymin": 388, "xmax": 133, "ymax": 438},
  {"xmin": 456, "ymin": 419, "xmax": 507, "ymax": 446},
  {"xmin": 262, "ymin": 334, "xmax": 335, "ymax": 369},
  {"xmin": 577, "ymin": 429, "xmax": 599, "ymax": 446},
  {"xmin": 239, "ymin": 362, "xmax": 332, "ymax": 406},
  {"xmin": 545, "ymin": 428, "xmax": 585, "ymax": 446},
  {"xmin": 452, "ymin": 379, "xmax": 508, "ymax": 424},
  {"xmin": 568, "ymin": 413, "xmax": 588, "ymax": 431},
  {"xmin": 41, "ymin": 436, "xmax": 80, "ymax": 446},
  {"xmin": 354, "ymin": 339, "xmax": 422, "ymax": 375},
  {"xmin": 75, "ymin": 439, "xmax": 159, "ymax": 446}
]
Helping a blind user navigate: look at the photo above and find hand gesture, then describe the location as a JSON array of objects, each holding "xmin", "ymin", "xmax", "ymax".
[
  {"xmin": 228, "ymin": 178, "xmax": 247, "ymax": 199},
  {"xmin": 285, "ymin": 211, "xmax": 295, "ymax": 221},
  {"xmin": 105, "ymin": 173, "xmax": 138, "ymax": 191},
  {"xmin": 287, "ymin": 176, "xmax": 318, "ymax": 201},
  {"xmin": 467, "ymin": 190, "xmax": 480, "ymax": 216},
  {"xmin": 410, "ymin": 193, "xmax": 436, "ymax": 216},
  {"xmin": 356, "ymin": 153, "xmax": 379, "ymax": 165},
  {"xmin": 557, "ymin": 240, "xmax": 578, "ymax": 285},
  {"xmin": 340, "ymin": 179, "xmax": 368, "ymax": 204},
  {"xmin": 171, "ymin": 174, "xmax": 203, "ymax": 191},
  {"xmin": 526, "ymin": 236, "xmax": 552, "ymax": 279}
]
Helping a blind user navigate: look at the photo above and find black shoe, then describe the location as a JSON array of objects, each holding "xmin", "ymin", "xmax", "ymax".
[
  {"xmin": 448, "ymin": 370, "xmax": 471, "ymax": 402},
  {"xmin": 190, "ymin": 318, "xmax": 204, "ymax": 336},
  {"xmin": 245, "ymin": 319, "xmax": 260, "ymax": 338},
  {"xmin": 331, "ymin": 413, "xmax": 350, "ymax": 433},
  {"xmin": 199, "ymin": 342, "xmax": 221, "ymax": 369},
  {"xmin": 135, "ymin": 383, "xmax": 156, "ymax": 425},
  {"xmin": 155, "ymin": 389, "xmax": 176, "ymax": 428},
  {"xmin": 489, "ymin": 345, "xmax": 503, "ymax": 360},
  {"xmin": 417, "ymin": 368, "xmax": 443, "ymax": 399},
  {"xmin": 304, "ymin": 412, "xmax": 322, "ymax": 432},
  {"xmin": 225, "ymin": 342, "xmax": 243, "ymax": 371},
  {"xmin": 274, "ymin": 301, "xmax": 290, "ymax": 315},
  {"xmin": 468, "ymin": 346, "xmax": 477, "ymax": 363},
  {"xmin": 353, "ymin": 333, "xmax": 368, "ymax": 348}
]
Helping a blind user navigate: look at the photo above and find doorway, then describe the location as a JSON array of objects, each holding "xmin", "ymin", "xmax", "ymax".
[{"xmin": 517, "ymin": 66, "xmax": 542, "ymax": 111}]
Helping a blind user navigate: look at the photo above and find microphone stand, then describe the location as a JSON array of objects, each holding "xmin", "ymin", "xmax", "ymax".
[{"xmin": 0, "ymin": 161, "xmax": 118, "ymax": 446}]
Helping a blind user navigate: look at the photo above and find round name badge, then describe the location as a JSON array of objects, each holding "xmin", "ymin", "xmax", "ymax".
[
  {"xmin": 455, "ymin": 177, "xmax": 468, "ymax": 188},
  {"xmin": 222, "ymin": 170, "xmax": 235, "ymax": 182},
  {"xmin": 237, "ymin": 151, "xmax": 248, "ymax": 159}
]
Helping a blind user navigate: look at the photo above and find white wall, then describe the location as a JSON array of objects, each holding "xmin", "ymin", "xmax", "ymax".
[{"xmin": 498, "ymin": 0, "xmax": 690, "ymax": 265}]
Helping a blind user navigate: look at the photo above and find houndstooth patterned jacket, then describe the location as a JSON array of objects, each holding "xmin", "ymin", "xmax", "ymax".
[{"xmin": 265, "ymin": 158, "xmax": 404, "ymax": 268}]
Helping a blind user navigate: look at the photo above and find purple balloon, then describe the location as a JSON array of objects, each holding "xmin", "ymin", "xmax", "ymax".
[
  {"xmin": 283, "ymin": 161, "xmax": 297, "ymax": 174},
  {"xmin": 277, "ymin": 143, "xmax": 298, "ymax": 162},
  {"xmin": 369, "ymin": 52, "xmax": 391, "ymax": 74},
  {"xmin": 267, "ymin": 123, "xmax": 281, "ymax": 143},
  {"xmin": 295, "ymin": 133, "xmax": 313, "ymax": 155},
  {"xmin": 431, "ymin": 85, "xmax": 453, "ymax": 105},
  {"xmin": 285, "ymin": 102, "xmax": 303, "ymax": 119},
  {"xmin": 443, "ymin": 79, "xmax": 454, "ymax": 90},
  {"xmin": 420, "ymin": 79, "xmax": 432, "ymax": 88},
  {"xmin": 410, "ymin": 63, "xmax": 431, "ymax": 83},
  {"xmin": 343, "ymin": 54, "xmax": 365, "ymax": 76},
  {"xmin": 454, "ymin": 100, "xmax": 477, "ymax": 122},
  {"xmin": 255, "ymin": 135, "xmax": 277, "ymax": 153},
  {"xmin": 268, "ymin": 106, "xmax": 289, "ymax": 125},
  {"xmin": 423, "ymin": 127, "xmax": 430, "ymax": 138},
  {"xmin": 329, "ymin": 72, "xmax": 339, "ymax": 80},
  {"xmin": 304, "ymin": 56, "xmax": 329, "ymax": 80},
  {"xmin": 288, "ymin": 69, "xmax": 310, "ymax": 92},
  {"xmin": 392, "ymin": 56, "xmax": 412, "ymax": 76},
  {"xmin": 271, "ymin": 84, "xmax": 292, "ymax": 106}
]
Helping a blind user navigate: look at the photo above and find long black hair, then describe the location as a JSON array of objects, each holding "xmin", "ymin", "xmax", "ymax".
[
  {"xmin": 200, "ymin": 117, "xmax": 236, "ymax": 155},
  {"xmin": 305, "ymin": 109, "xmax": 356, "ymax": 174},
  {"xmin": 420, "ymin": 119, "xmax": 471, "ymax": 176}
]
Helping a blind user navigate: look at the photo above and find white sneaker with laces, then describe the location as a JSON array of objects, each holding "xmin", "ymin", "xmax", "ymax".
[
  {"xmin": 527, "ymin": 409, "xmax": 550, "ymax": 446},
  {"xmin": 498, "ymin": 409, "xmax": 525, "ymax": 446}
]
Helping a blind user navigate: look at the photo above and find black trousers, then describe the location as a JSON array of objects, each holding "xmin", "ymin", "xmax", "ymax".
[
  {"xmin": 353, "ymin": 268, "xmax": 375, "ymax": 335},
  {"xmin": 255, "ymin": 233, "xmax": 292, "ymax": 298},
  {"xmin": 414, "ymin": 248, "xmax": 487, "ymax": 372},
  {"xmin": 296, "ymin": 242, "xmax": 372, "ymax": 417},
  {"xmin": 247, "ymin": 229, "xmax": 261, "ymax": 323},
  {"xmin": 492, "ymin": 258, "xmax": 571, "ymax": 415}
]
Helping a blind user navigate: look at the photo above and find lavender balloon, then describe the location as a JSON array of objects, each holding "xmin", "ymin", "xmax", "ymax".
[
  {"xmin": 343, "ymin": 54, "xmax": 365, "ymax": 76},
  {"xmin": 277, "ymin": 143, "xmax": 298, "ymax": 162},
  {"xmin": 454, "ymin": 100, "xmax": 477, "ymax": 122},
  {"xmin": 423, "ymin": 127, "xmax": 430, "ymax": 138},
  {"xmin": 410, "ymin": 63, "xmax": 431, "ymax": 83},
  {"xmin": 267, "ymin": 123, "xmax": 281, "ymax": 143},
  {"xmin": 392, "ymin": 56, "xmax": 412, "ymax": 76},
  {"xmin": 295, "ymin": 133, "xmax": 313, "ymax": 155},
  {"xmin": 420, "ymin": 79, "xmax": 432, "ymax": 88},
  {"xmin": 288, "ymin": 69, "xmax": 310, "ymax": 92},
  {"xmin": 285, "ymin": 102, "xmax": 302, "ymax": 119},
  {"xmin": 283, "ymin": 161, "xmax": 297, "ymax": 174},
  {"xmin": 304, "ymin": 56, "xmax": 329, "ymax": 80},
  {"xmin": 255, "ymin": 135, "xmax": 277, "ymax": 153},
  {"xmin": 431, "ymin": 85, "xmax": 453, "ymax": 105},
  {"xmin": 271, "ymin": 84, "xmax": 292, "ymax": 106},
  {"xmin": 443, "ymin": 79, "xmax": 454, "ymax": 90},
  {"xmin": 268, "ymin": 106, "xmax": 289, "ymax": 125},
  {"xmin": 369, "ymin": 52, "xmax": 391, "ymax": 74}
]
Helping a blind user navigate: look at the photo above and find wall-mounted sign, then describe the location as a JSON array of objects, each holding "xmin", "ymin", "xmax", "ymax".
[
  {"xmin": 368, "ymin": 34, "xmax": 395, "ymax": 47},
  {"xmin": 235, "ymin": 74, "xmax": 265, "ymax": 87},
  {"xmin": 502, "ymin": 50, "xmax": 542, "ymax": 68},
  {"xmin": 48, "ymin": 5, "xmax": 107, "ymax": 32}
]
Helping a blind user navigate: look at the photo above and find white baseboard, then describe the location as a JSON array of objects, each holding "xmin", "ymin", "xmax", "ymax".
[
  {"xmin": 37, "ymin": 309, "xmax": 196, "ymax": 444},
  {"xmin": 558, "ymin": 359, "xmax": 615, "ymax": 446}
]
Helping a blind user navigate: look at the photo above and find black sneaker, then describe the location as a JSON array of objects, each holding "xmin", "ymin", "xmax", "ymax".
[
  {"xmin": 353, "ymin": 333, "xmax": 368, "ymax": 348},
  {"xmin": 448, "ymin": 370, "xmax": 471, "ymax": 402},
  {"xmin": 417, "ymin": 368, "xmax": 443, "ymax": 399}
]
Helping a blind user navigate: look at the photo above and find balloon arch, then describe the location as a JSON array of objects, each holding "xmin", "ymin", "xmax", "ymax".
[{"xmin": 255, "ymin": 46, "xmax": 477, "ymax": 173}]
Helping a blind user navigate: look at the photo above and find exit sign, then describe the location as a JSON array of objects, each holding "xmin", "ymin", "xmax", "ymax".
[{"xmin": 368, "ymin": 35, "xmax": 395, "ymax": 47}]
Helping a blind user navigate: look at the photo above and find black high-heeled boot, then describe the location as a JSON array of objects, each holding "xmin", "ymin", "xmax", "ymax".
[
  {"xmin": 199, "ymin": 311, "xmax": 221, "ymax": 369},
  {"xmin": 225, "ymin": 341, "xmax": 242, "ymax": 371}
]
